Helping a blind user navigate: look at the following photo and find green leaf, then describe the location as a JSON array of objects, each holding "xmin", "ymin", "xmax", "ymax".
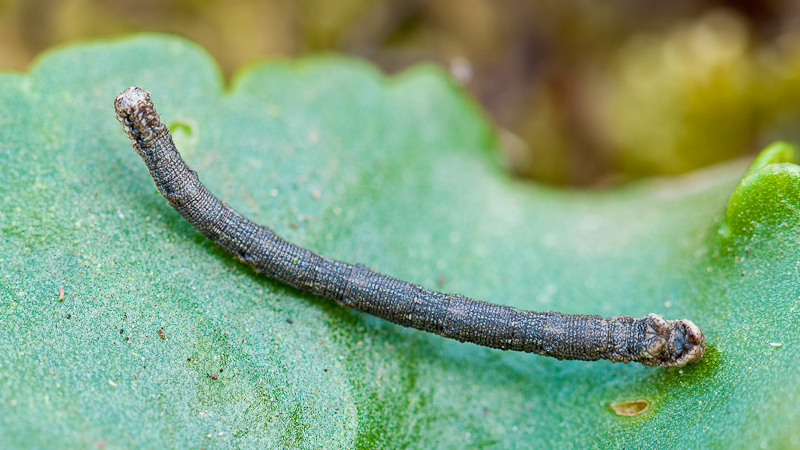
[{"xmin": 2, "ymin": 34, "xmax": 800, "ymax": 449}]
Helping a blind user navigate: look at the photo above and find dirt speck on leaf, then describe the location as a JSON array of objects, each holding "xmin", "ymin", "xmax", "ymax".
[{"xmin": 610, "ymin": 400, "xmax": 649, "ymax": 416}]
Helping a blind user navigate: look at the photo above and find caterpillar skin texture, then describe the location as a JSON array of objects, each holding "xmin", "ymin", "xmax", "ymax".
[{"xmin": 115, "ymin": 87, "xmax": 706, "ymax": 367}]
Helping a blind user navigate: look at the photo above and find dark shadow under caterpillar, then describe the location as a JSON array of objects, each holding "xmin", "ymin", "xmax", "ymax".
[{"xmin": 115, "ymin": 87, "xmax": 706, "ymax": 367}]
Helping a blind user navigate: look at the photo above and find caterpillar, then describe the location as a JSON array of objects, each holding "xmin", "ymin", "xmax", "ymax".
[{"xmin": 114, "ymin": 87, "xmax": 705, "ymax": 367}]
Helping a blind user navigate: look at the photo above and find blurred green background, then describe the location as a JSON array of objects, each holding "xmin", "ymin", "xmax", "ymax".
[{"xmin": 3, "ymin": 0, "xmax": 800, "ymax": 186}]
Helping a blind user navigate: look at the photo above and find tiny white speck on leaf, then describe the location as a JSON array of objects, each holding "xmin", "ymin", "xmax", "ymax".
[
  {"xmin": 769, "ymin": 342, "xmax": 783, "ymax": 347},
  {"xmin": 108, "ymin": 380, "xmax": 117, "ymax": 387}
]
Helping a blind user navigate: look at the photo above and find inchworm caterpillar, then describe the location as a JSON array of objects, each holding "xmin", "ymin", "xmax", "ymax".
[{"xmin": 115, "ymin": 87, "xmax": 705, "ymax": 367}]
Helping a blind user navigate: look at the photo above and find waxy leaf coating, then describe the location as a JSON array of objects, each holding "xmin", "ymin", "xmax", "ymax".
[{"xmin": 1, "ymin": 34, "xmax": 800, "ymax": 449}]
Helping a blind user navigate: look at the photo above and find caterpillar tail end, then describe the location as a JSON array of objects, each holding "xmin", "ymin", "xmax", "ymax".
[{"xmin": 638, "ymin": 313, "xmax": 706, "ymax": 367}]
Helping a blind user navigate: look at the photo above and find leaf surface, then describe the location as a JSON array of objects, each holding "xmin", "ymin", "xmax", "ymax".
[{"xmin": 1, "ymin": 35, "xmax": 799, "ymax": 449}]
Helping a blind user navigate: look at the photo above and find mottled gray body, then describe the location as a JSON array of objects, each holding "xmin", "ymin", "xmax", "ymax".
[{"xmin": 115, "ymin": 87, "xmax": 705, "ymax": 367}]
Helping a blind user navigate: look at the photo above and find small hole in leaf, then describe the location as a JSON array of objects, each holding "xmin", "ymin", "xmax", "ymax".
[
  {"xmin": 168, "ymin": 121, "xmax": 193, "ymax": 136},
  {"xmin": 168, "ymin": 120, "xmax": 198, "ymax": 157},
  {"xmin": 610, "ymin": 399, "xmax": 649, "ymax": 416}
]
